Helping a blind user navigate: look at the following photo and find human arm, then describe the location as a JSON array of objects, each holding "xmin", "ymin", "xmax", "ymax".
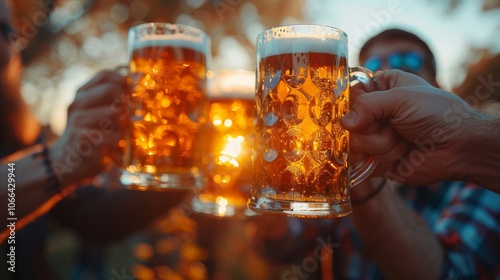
[
  {"xmin": 341, "ymin": 70, "xmax": 500, "ymax": 193},
  {"xmin": 349, "ymin": 178, "xmax": 443, "ymax": 280},
  {"xmin": 0, "ymin": 145, "xmax": 75, "ymax": 234},
  {"xmin": 460, "ymin": 116, "xmax": 500, "ymax": 192},
  {"xmin": 49, "ymin": 185, "xmax": 191, "ymax": 244},
  {"xmin": 0, "ymin": 70, "xmax": 126, "ymax": 239}
]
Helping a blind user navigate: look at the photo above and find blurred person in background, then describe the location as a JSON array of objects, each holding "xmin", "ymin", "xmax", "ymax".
[
  {"xmin": 0, "ymin": 0, "xmax": 127, "ymax": 240},
  {"xmin": 251, "ymin": 28, "xmax": 500, "ymax": 280},
  {"xmin": 0, "ymin": 1, "xmax": 190, "ymax": 279}
]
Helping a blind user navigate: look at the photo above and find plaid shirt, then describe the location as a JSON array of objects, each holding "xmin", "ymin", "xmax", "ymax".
[{"xmin": 330, "ymin": 181, "xmax": 500, "ymax": 279}]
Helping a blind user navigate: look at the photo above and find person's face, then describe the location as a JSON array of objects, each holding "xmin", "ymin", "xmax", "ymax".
[{"xmin": 360, "ymin": 39, "xmax": 438, "ymax": 87}]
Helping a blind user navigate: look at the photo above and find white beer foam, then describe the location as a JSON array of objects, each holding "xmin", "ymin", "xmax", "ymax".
[
  {"xmin": 131, "ymin": 34, "xmax": 207, "ymax": 55},
  {"xmin": 259, "ymin": 37, "xmax": 347, "ymax": 59}
]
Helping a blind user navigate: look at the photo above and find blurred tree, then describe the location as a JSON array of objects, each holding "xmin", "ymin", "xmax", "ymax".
[
  {"xmin": 442, "ymin": 0, "xmax": 500, "ymax": 11},
  {"xmin": 453, "ymin": 52, "xmax": 500, "ymax": 115},
  {"xmin": 5, "ymin": 0, "xmax": 304, "ymax": 131},
  {"xmin": 438, "ymin": 0, "xmax": 500, "ymax": 91},
  {"xmin": 8, "ymin": 0, "xmax": 305, "ymax": 65}
]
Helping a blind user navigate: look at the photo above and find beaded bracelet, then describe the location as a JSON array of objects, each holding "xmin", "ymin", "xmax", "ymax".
[
  {"xmin": 351, "ymin": 178, "xmax": 386, "ymax": 204},
  {"xmin": 33, "ymin": 143, "xmax": 61, "ymax": 194}
]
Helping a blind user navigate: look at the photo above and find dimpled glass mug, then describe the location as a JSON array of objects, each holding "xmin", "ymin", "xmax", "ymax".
[
  {"xmin": 248, "ymin": 25, "xmax": 379, "ymax": 218},
  {"xmin": 120, "ymin": 23, "xmax": 210, "ymax": 190}
]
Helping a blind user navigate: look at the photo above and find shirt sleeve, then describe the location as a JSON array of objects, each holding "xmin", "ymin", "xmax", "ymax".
[{"xmin": 432, "ymin": 181, "xmax": 500, "ymax": 279}]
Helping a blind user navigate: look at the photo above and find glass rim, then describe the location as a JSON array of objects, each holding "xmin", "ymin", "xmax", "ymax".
[
  {"xmin": 127, "ymin": 22, "xmax": 210, "ymax": 56},
  {"xmin": 129, "ymin": 22, "xmax": 208, "ymax": 37},
  {"xmin": 258, "ymin": 24, "xmax": 347, "ymax": 40},
  {"xmin": 256, "ymin": 24, "xmax": 348, "ymax": 58}
]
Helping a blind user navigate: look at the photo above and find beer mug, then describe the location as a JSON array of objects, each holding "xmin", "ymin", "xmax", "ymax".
[
  {"xmin": 192, "ymin": 69, "xmax": 256, "ymax": 218},
  {"xmin": 120, "ymin": 23, "xmax": 210, "ymax": 190},
  {"xmin": 249, "ymin": 25, "xmax": 379, "ymax": 217}
]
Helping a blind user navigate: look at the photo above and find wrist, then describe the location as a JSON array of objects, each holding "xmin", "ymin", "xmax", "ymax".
[
  {"xmin": 350, "ymin": 177, "xmax": 386, "ymax": 204},
  {"xmin": 460, "ymin": 115, "xmax": 500, "ymax": 189},
  {"xmin": 48, "ymin": 139, "xmax": 80, "ymax": 188},
  {"xmin": 33, "ymin": 143, "xmax": 63, "ymax": 193}
]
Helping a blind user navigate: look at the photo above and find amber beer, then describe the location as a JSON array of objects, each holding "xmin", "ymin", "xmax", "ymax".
[
  {"xmin": 121, "ymin": 23, "xmax": 210, "ymax": 190},
  {"xmin": 249, "ymin": 25, "xmax": 377, "ymax": 217},
  {"xmin": 192, "ymin": 70, "xmax": 255, "ymax": 218}
]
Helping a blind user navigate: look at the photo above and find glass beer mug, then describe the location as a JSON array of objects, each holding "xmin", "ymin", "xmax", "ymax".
[
  {"xmin": 120, "ymin": 23, "xmax": 210, "ymax": 190},
  {"xmin": 249, "ymin": 25, "xmax": 379, "ymax": 217},
  {"xmin": 192, "ymin": 70, "xmax": 256, "ymax": 218}
]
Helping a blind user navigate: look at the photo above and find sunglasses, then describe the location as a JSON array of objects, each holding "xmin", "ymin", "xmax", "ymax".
[{"xmin": 363, "ymin": 51, "xmax": 425, "ymax": 74}]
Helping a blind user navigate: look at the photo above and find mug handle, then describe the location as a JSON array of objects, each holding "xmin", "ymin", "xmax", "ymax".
[{"xmin": 348, "ymin": 66, "xmax": 381, "ymax": 187}]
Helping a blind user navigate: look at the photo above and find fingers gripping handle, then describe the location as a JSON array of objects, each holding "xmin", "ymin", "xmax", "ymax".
[{"xmin": 348, "ymin": 66, "xmax": 380, "ymax": 187}]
